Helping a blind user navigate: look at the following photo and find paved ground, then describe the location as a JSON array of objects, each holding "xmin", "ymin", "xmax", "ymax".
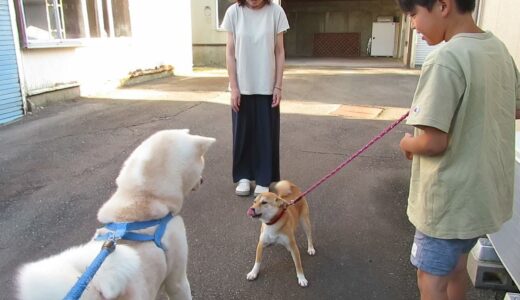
[{"xmin": 0, "ymin": 58, "xmax": 498, "ymax": 299}]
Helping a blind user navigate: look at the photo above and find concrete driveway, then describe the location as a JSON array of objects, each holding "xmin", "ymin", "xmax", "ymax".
[{"xmin": 0, "ymin": 58, "xmax": 496, "ymax": 299}]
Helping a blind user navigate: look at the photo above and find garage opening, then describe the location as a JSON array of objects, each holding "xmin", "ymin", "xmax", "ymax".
[{"xmin": 281, "ymin": 0, "xmax": 402, "ymax": 58}]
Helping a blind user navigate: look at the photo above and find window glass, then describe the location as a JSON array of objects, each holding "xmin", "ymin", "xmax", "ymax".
[
  {"xmin": 217, "ymin": 0, "xmax": 234, "ymax": 29},
  {"xmin": 86, "ymin": 0, "xmax": 99, "ymax": 37},
  {"xmin": 19, "ymin": 0, "xmax": 132, "ymax": 45},
  {"xmin": 102, "ymin": 0, "xmax": 109, "ymax": 36},
  {"xmin": 112, "ymin": 0, "xmax": 131, "ymax": 37},
  {"xmin": 62, "ymin": 0, "xmax": 86, "ymax": 38},
  {"xmin": 23, "ymin": 0, "xmax": 52, "ymax": 40},
  {"xmin": 46, "ymin": 0, "xmax": 59, "ymax": 38}
]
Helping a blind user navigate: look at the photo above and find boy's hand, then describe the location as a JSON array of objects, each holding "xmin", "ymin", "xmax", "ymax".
[{"xmin": 400, "ymin": 133, "xmax": 414, "ymax": 160}]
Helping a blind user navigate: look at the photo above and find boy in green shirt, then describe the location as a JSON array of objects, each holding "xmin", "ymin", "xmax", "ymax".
[{"xmin": 397, "ymin": 0, "xmax": 520, "ymax": 299}]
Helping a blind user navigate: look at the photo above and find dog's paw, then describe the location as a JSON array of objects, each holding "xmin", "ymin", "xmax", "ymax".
[
  {"xmin": 246, "ymin": 271, "xmax": 258, "ymax": 281},
  {"xmin": 307, "ymin": 247, "xmax": 316, "ymax": 256},
  {"xmin": 297, "ymin": 274, "xmax": 308, "ymax": 287}
]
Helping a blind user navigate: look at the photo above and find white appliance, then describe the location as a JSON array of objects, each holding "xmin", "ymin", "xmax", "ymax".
[
  {"xmin": 370, "ymin": 22, "xmax": 397, "ymax": 57},
  {"xmin": 488, "ymin": 130, "xmax": 520, "ymax": 288}
]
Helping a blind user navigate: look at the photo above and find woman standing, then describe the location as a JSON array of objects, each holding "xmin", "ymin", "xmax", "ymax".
[{"xmin": 221, "ymin": 0, "xmax": 289, "ymax": 196}]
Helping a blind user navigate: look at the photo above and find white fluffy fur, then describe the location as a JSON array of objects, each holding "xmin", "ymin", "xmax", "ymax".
[
  {"xmin": 17, "ymin": 130, "xmax": 215, "ymax": 300},
  {"xmin": 18, "ymin": 243, "xmax": 140, "ymax": 300}
]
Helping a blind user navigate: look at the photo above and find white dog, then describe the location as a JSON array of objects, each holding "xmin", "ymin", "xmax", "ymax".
[{"xmin": 17, "ymin": 129, "xmax": 215, "ymax": 300}]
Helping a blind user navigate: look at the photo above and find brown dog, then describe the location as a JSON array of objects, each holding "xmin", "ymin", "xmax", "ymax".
[{"xmin": 246, "ymin": 180, "xmax": 315, "ymax": 287}]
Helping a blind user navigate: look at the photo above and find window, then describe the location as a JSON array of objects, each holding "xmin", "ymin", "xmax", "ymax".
[
  {"xmin": 216, "ymin": 0, "xmax": 234, "ymax": 29},
  {"xmin": 17, "ymin": 0, "xmax": 132, "ymax": 47}
]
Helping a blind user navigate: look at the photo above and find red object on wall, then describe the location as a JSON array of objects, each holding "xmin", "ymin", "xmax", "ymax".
[{"xmin": 313, "ymin": 33, "xmax": 361, "ymax": 57}]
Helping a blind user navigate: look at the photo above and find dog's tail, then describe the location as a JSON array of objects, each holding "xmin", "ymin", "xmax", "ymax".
[
  {"xmin": 17, "ymin": 242, "xmax": 140, "ymax": 300},
  {"xmin": 274, "ymin": 180, "xmax": 294, "ymax": 197}
]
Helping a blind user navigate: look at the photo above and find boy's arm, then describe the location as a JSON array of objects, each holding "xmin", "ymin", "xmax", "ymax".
[{"xmin": 399, "ymin": 126, "xmax": 449, "ymax": 160}]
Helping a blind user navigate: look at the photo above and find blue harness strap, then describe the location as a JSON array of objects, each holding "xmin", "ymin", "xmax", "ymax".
[
  {"xmin": 63, "ymin": 241, "xmax": 115, "ymax": 300},
  {"xmin": 64, "ymin": 214, "xmax": 174, "ymax": 300},
  {"xmin": 95, "ymin": 214, "xmax": 174, "ymax": 250}
]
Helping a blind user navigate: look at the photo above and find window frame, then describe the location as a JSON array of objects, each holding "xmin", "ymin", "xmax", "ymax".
[
  {"xmin": 15, "ymin": 0, "xmax": 130, "ymax": 49},
  {"xmin": 215, "ymin": 0, "xmax": 234, "ymax": 31}
]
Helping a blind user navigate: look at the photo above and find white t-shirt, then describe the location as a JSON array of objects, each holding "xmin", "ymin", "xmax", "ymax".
[{"xmin": 221, "ymin": 3, "xmax": 289, "ymax": 95}]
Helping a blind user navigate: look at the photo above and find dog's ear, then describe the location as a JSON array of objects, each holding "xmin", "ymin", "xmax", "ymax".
[
  {"xmin": 276, "ymin": 196, "xmax": 290, "ymax": 207},
  {"xmin": 253, "ymin": 194, "xmax": 263, "ymax": 203},
  {"xmin": 193, "ymin": 135, "xmax": 216, "ymax": 155}
]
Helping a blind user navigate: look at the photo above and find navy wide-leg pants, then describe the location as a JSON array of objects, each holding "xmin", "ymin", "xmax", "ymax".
[{"xmin": 232, "ymin": 94, "xmax": 280, "ymax": 186}]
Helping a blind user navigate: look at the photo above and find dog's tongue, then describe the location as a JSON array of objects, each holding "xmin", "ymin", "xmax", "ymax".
[{"xmin": 247, "ymin": 207, "xmax": 255, "ymax": 217}]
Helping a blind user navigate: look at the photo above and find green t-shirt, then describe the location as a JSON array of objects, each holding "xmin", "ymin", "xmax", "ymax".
[{"xmin": 406, "ymin": 32, "xmax": 520, "ymax": 239}]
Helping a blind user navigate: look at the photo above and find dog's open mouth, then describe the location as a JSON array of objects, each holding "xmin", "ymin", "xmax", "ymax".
[{"xmin": 247, "ymin": 208, "xmax": 262, "ymax": 218}]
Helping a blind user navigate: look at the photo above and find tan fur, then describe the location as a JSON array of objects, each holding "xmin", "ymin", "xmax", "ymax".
[
  {"xmin": 246, "ymin": 180, "xmax": 315, "ymax": 287},
  {"xmin": 17, "ymin": 130, "xmax": 215, "ymax": 300}
]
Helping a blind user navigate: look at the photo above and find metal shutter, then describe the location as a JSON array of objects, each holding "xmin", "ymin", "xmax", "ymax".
[
  {"xmin": 0, "ymin": 0, "xmax": 23, "ymax": 125},
  {"xmin": 414, "ymin": 31, "xmax": 442, "ymax": 67}
]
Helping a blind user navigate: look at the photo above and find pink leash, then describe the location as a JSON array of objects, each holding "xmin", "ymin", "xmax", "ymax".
[{"xmin": 289, "ymin": 111, "xmax": 410, "ymax": 206}]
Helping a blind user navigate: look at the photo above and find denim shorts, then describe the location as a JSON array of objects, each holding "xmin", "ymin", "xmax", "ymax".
[{"xmin": 410, "ymin": 230, "xmax": 478, "ymax": 276}]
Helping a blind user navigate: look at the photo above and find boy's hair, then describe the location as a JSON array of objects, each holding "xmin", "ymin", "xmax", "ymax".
[
  {"xmin": 237, "ymin": 0, "xmax": 271, "ymax": 6},
  {"xmin": 397, "ymin": 0, "xmax": 475, "ymax": 13}
]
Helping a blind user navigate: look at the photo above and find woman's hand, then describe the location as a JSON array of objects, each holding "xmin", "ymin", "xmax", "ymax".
[
  {"xmin": 272, "ymin": 87, "xmax": 282, "ymax": 107},
  {"xmin": 231, "ymin": 89, "xmax": 241, "ymax": 112}
]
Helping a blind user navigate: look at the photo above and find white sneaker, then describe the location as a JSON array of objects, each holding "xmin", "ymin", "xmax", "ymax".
[
  {"xmin": 254, "ymin": 184, "xmax": 269, "ymax": 196},
  {"xmin": 235, "ymin": 179, "xmax": 251, "ymax": 196}
]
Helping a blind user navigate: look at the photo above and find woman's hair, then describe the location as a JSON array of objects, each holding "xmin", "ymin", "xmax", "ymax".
[
  {"xmin": 236, "ymin": 0, "xmax": 272, "ymax": 6},
  {"xmin": 396, "ymin": 0, "xmax": 475, "ymax": 13}
]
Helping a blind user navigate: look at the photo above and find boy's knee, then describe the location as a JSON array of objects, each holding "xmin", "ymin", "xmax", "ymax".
[{"xmin": 417, "ymin": 270, "xmax": 449, "ymax": 297}]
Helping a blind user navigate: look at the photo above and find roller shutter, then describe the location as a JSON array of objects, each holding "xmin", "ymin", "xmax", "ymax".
[{"xmin": 0, "ymin": 0, "xmax": 23, "ymax": 125}]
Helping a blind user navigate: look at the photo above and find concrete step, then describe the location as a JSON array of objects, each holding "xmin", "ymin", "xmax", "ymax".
[
  {"xmin": 467, "ymin": 251, "xmax": 519, "ymax": 292},
  {"xmin": 504, "ymin": 292, "xmax": 520, "ymax": 300},
  {"xmin": 472, "ymin": 237, "xmax": 500, "ymax": 262}
]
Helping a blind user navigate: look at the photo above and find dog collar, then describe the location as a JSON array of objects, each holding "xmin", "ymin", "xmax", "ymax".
[
  {"xmin": 95, "ymin": 214, "xmax": 174, "ymax": 251},
  {"xmin": 266, "ymin": 206, "xmax": 287, "ymax": 225}
]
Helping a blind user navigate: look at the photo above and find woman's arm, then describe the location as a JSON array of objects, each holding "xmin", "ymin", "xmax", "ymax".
[
  {"xmin": 272, "ymin": 32, "xmax": 285, "ymax": 107},
  {"xmin": 226, "ymin": 32, "xmax": 240, "ymax": 112}
]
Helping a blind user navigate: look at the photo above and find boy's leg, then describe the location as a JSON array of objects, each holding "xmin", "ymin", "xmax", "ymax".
[
  {"xmin": 411, "ymin": 230, "xmax": 477, "ymax": 300},
  {"xmin": 416, "ymin": 254, "xmax": 468, "ymax": 300},
  {"xmin": 417, "ymin": 270, "xmax": 449, "ymax": 300},
  {"xmin": 447, "ymin": 254, "xmax": 470, "ymax": 300}
]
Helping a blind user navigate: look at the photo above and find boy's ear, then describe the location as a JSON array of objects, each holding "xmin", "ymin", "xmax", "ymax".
[{"xmin": 438, "ymin": 0, "xmax": 451, "ymax": 16}]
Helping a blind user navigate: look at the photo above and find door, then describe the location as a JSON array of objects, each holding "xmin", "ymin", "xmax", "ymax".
[
  {"xmin": 0, "ymin": 0, "xmax": 23, "ymax": 125},
  {"xmin": 370, "ymin": 22, "xmax": 396, "ymax": 57}
]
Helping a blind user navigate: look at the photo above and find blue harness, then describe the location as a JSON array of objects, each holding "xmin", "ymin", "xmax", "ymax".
[
  {"xmin": 95, "ymin": 213, "xmax": 174, "ymax": 250},
  {"xmin": 64, "ymin": 214, "xmax": 174, "ymax": 300}
]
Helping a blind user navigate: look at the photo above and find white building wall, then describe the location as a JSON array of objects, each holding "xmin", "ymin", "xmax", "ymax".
[
  {"xmin": 19, "ymin": 0, "xmax": 193, "ymax": 95},
  {"xmin": 478, "ymin": 0, "xmax": 520, "ymax": 64},
  {"xmin": 191, "ymin": 0, "xmax": 226, "ymax": 45}
]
